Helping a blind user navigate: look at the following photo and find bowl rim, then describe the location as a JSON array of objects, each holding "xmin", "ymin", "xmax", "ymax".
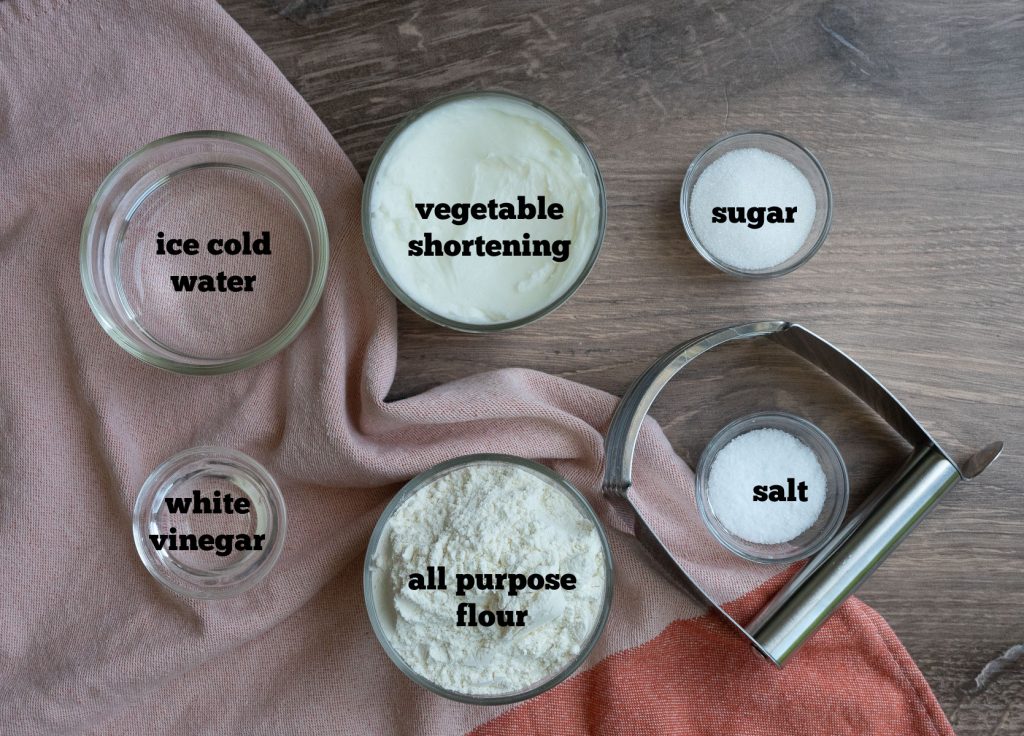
[
  {"xmin": 694, "ymin": 411, "xmax": 850, "ymax": 564},
  {"xmin": 80, "ymin": 130, "xmax": 330, "ymax": 374},
  {"xmin": 360, "ymin": 90, "xmax": 607, "ymax": 332},
  {"xmin": 680, "ymin": 129, "xmax": 833, "ymax": 279},
  {"xmin": 362, "ymin": 452, "xmax": 614, "ymax": 704}
]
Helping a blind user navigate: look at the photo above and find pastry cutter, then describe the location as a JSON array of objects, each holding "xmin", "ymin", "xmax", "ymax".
[{"xmin": 602, "ymin": 320, "xmax": 1001, "ymax": 666}]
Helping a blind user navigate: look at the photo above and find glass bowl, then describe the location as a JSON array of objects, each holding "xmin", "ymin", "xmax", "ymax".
[
  {"xmin": 680, "ymin": 130, "xmax": 832, "ymax": 278},
  {"xmin": 362, "ymin": 91, "xmax": 607, "ymax": 332},
  {"xmin": 694, "ymin": 412, "xmax": 848, "ymax": 564},
  {"xmin": 363, "ymin": 454, "xmax": 613, "ymax": 704},
  {"xmin": 81, "ymin": 131, "xmax": 329, "ymax": 374},
  {"xmin": 132, "ymin": 447, "xmax": 287, "ymax": 598}
]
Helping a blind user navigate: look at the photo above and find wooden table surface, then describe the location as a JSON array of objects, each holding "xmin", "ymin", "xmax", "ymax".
[{"xmin": 221, "ymin": 1, "xmax": 1023, "ymax": 731}]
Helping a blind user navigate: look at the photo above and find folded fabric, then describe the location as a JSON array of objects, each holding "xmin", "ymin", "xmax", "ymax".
[{"xmin": 0, "ymin": 1, "xmax": 953, "ymax": 733}]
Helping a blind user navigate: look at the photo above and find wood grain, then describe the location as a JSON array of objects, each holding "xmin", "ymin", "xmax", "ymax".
[{"xmin": 221, "ymin": 1, "xmax": 1024, "ymax": 731}]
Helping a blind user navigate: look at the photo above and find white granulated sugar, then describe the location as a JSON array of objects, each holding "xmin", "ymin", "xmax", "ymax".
[
  {"xmin": 371, "ymin": 462, "xmax": 607, "ymax": 695},
  {"xmin": 707, "ymin": 428, "xmax": 827, "ymax": 545},
  {"xmin": 688, "ymin": 147, "xmax": 816, "ymax": 270}
]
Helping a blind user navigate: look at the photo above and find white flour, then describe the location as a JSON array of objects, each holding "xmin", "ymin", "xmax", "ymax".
[{"xmin": 370, "ymin": 462, "xmax": 607, "ymax": 695}]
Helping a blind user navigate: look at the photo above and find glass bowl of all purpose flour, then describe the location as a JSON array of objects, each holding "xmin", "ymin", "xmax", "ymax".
[
  {"xmin": 81, "ymin": 131, "xmax": 329, "ymax": 374},
  {"xmin": 364, "ymin": 454, "xmax": 613, "ymax": 704},
  {"xmin": 362, "ymin": 91, "xmax": 607, "ymax": 332},
  {"xmin": 694, "ymin": 412, "xmax": 849, "ymax": 564},
  {"xmin": 132, "ymin": 447, "xmax": 287, "ymax": 598},
  {"xmin": 680, "ymin": 130, "xmax": 833, "ymax": 278}
]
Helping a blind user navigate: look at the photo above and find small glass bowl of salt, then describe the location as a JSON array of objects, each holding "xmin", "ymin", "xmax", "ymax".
[
  {"xmin": 681, "ymin": 131, "xmax": 833, "ymax": 278},
  {"xmin": 694, "ymin": 412, "xmax": 849, "ymax": 564}
]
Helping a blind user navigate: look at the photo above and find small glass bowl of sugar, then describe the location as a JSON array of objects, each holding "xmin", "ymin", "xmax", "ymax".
[
  {"xmin": 694, "ymin": 412, "xmax": 849, "ymax": 564},
  {"xmin": 680, "ymin": 131, "xmax": 833, "ymax": 278}
]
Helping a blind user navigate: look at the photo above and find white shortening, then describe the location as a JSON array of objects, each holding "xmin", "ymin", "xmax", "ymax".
[{"xmin": 368, "ymin": 95, "xmax": 601, "ymax": 325}]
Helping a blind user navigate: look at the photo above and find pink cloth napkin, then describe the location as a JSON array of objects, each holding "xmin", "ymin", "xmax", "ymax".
[{"xmin": 0, "ymin": 1, "xmax": 953, "ymax": 734}]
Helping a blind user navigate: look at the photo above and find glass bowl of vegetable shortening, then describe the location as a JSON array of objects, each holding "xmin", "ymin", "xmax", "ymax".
[
  {"xmin": 681, "ymin": 130, "xmax": 832, "ymax": 278},
  {"xmin": 362, "ymin": 91, "xmax": 606, "ymax": 332},
  {"xmin": 694, "ymin": 412, "xmax": 849, "ymax": 564}
]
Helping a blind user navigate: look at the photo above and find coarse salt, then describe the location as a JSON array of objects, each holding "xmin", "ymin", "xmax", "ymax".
[
  {"xmin": 688, "ymin": 147, "xmax": 816, "ymax": 271},
  {"xmin": 706, "ymin": 427, "xmax": 827, "ymax": 545}
]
